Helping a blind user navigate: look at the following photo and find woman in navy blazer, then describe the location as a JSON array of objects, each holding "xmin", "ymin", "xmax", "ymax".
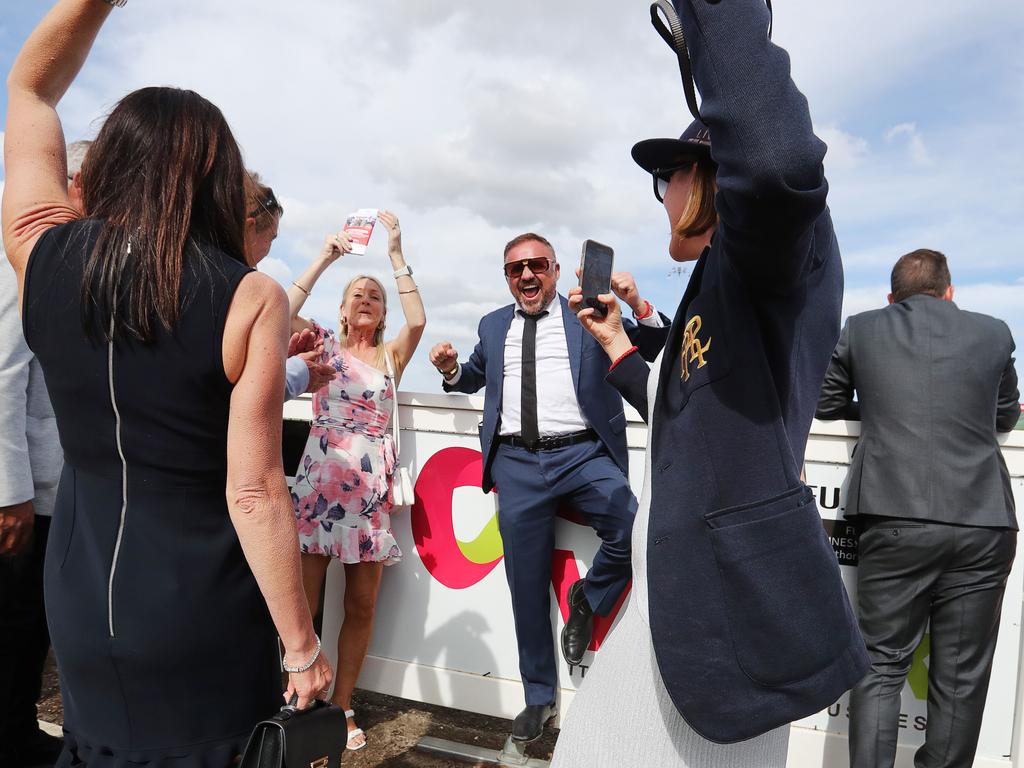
[{"xmin": 551, "ymin": 0, "xmax": 867, "ymax": 764}]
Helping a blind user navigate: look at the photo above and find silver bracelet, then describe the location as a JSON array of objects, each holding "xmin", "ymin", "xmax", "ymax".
[
  {"xmin": 99, "ymin": 0, "xmax": 128, "ymax": 7},
  {"xmin": 282, "ymin": 635, "xmax": 321, "ymax": 673}
]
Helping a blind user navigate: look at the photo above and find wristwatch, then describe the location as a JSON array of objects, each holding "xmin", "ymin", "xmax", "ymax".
[{"xmin": 393, "ymin": 265, "xmax": 413, "ymax": 279}]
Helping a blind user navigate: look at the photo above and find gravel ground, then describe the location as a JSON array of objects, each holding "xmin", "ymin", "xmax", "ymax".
[{"xmin": 38, "ymin": 653, "xmax": 558, "ymax": 767}]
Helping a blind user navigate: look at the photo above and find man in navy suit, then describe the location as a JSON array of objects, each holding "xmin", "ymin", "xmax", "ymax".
[{"xmin": 429, "ymin": 233, "xmax": 640, "ymax": 743}]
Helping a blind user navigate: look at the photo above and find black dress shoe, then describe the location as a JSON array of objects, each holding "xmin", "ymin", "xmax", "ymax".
[
  {"xmin": 560, "ymin": 578, "xmax": 594, "ymax": 666},
  {"xmin": 511, "ymin": 703, "xmax": 557, "ymax": 742}
]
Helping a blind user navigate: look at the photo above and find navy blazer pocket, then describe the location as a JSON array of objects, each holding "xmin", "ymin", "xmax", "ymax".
[
  {"xmin": 705, "ymin": 485, "xmax": 854, "ymax": 687},
  {"xmin": 609, "ymin": 411, "xmax": 626, "ymax": 435}
]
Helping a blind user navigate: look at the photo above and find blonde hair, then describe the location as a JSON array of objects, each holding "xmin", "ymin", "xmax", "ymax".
[
  {"xmin": 338, "ymin": 275, "xmax": 392, "ymax": 372},
  {"xmin": 673, "ymin": 161, "xmax": 718, "ymax": 239}
]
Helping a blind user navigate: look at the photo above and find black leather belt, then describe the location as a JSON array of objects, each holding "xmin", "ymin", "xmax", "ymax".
[{"xmin": 499, "ymin": 429, "xmax": 597, "ymax": 452}]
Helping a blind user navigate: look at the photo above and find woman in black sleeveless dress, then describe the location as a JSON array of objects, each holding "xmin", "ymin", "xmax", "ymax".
[{"xmin": 3, "ymin": 2, "xmax": 332, "ymax": 766}]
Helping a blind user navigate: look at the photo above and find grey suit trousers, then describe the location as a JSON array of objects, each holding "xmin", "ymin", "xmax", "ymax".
[{"xmin": 849, "ymin": 517, "xmax": 1015, "ymax": 768}]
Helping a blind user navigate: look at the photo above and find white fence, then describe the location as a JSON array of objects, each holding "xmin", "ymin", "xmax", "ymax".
[{"xmin": 283, "ymin": 392, "xmax": 1024, "ymax": 768}]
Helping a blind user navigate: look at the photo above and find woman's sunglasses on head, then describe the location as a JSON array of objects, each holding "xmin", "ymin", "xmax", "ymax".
[
  {"xmin": 248, "ymin": 189, "xmax": 282, "ymax": 220},
  {"xmin": 504, "ymin": 257, "xmax": 552, "ymax": 279}
]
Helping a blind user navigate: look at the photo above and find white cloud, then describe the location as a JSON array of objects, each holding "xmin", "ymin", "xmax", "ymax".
[
  {"xmin": 840, "ymin": 284, "xmax": 890, "ymax": 319},
  {"xmin": 778, "ymin": 0, "xmax": 1022, "ymax": 115},
  {"xmin": 257, "ymin": 257, "xmax": 292, "ymax": 286},
  {"xmin": 817, "ymin": 125, "xmax": 869, "ymax": 172},
  {"xmin": 885, "ymin": 123, "xmax": 933, "ymax": 167},
  {"xmin": 8, "ymin": 0, "xmax": 1018, "ymax": 391},
  {"xmin": 954, "ymin": 283, "xmax": 1024, "ymax": 328}
]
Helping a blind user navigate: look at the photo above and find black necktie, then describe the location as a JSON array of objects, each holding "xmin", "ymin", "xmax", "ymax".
[{"xmin": 520, "ymin": 310, "xmax": 547, "ymax": 447}]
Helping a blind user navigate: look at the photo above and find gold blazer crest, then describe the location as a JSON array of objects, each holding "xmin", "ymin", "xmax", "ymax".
[{"xmin": 681, "ymin": 314, "xmax": 711, "ymax": 381}]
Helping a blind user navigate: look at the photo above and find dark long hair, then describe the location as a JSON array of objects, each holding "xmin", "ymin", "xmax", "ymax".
[{"xmin": 80, "ymin": 87, "xmax": 247, "ymax": 342}]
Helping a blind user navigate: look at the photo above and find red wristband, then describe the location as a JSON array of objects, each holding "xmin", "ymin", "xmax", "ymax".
[
  {"xmin": 633, "ymin": 300, "xmax": 652, "ymax": 321},
  {"xmin": 608, "ymin": 346, "xmax": 639, "ymax": 372}
]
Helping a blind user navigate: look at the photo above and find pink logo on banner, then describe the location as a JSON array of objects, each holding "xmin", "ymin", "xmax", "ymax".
[{"xmin": 411, "ymin": 446, "xmax": 629, "ymax": 651}]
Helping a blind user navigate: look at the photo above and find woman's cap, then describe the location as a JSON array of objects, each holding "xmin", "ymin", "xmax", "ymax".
[{"xmin": 631, "ymin": 119, "xmax": 713, "ymax": 174}]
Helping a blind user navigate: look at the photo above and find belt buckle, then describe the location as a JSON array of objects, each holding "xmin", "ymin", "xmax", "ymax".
[{"xmin": 539, "ymin": 435, "xmax": 562, "ymax": 451}]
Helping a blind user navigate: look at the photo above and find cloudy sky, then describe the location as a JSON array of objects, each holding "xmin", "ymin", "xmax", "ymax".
[{"xmin": 2, "ymin": 0, "xmax": 1022, "ymax": 392}]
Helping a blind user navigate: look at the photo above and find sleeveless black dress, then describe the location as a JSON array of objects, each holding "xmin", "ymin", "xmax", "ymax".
[{"xmin": 22, "ymin": 220, "xmax": 281, "ymax": 767}]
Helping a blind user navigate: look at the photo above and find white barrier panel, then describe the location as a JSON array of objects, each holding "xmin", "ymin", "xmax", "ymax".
[{"xmin": 283, "ymin": 392, "xmax": 1024, "ymax": 768}]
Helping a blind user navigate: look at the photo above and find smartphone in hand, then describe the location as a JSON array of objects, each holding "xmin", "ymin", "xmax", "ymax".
[{"xmin": 579, "ymin": 239, "xmax": 614, "ymax": 317}]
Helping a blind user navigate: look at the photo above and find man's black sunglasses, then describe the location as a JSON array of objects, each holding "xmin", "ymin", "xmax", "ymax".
[
  {"xmin": 652, "ymin": 161, "xmax": 695, "ymax": 203},
  {"xmin": 503, "ymin": 257, "xmax": 552, "ymax": 279}
]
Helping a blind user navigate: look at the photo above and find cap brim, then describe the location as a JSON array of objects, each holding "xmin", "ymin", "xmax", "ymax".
[{"xmin": 631, "ymin": 138, "xmax": 711, "ymax": 174}]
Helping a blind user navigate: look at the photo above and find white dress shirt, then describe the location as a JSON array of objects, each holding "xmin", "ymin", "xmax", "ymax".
[
  {"xmin": 500, "ymin": 296, "xmax": 589, "ymax": 437},
  {"xmin": 445, "ymin": 295, "xmax": 590, "ymax": 436},
  {"xmin": 637, "ymin": 304, "xmax": 666, "ymax": 328}
]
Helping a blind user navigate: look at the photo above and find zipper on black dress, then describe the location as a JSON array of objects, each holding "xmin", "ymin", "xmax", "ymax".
[{"xmin": 106, "ymin": 313, "xmax": 128, "ymax": 638}]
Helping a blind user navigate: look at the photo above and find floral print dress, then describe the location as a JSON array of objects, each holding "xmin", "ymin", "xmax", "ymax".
[{"xmin": 291, "ymin": 320, "xmax": 402, "ymax": 564}]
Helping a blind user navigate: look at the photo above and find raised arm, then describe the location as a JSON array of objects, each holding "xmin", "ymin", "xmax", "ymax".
[
  {"xmin": 568, "ymin": 286, "xmax": 652, "ymax": 419},
  {"xmin": 223, "ymin": 273, "xmax": 332, "ymax": 707},
  {"xmin": 287, "ymin": 232, "xmax": 352, "ymax": 333},
  {"xmin": 2, "ymin": 0, "xmax": 107, "ymax": 290},
  {"xmin": 431, "ymin": 319, "xmax": 490, "ymax": 396},
  {"xmin": 613, "ymin": 271, "xmax": 670, "ymax": 362},
  {"xmin": 378, "ymin": 211, "xmax": 425, "ymax": 384},
  {"xmin": 674, "ymin": 0, "xmax": 828, "ymax": 287}
]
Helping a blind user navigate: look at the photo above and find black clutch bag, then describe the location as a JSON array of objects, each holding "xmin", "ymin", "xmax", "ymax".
[{"xmin": 239, "ymin": 699, "xmax": 346, "ymax": 768}]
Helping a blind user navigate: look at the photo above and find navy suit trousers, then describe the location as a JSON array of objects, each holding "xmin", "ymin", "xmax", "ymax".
[{"xmin": 490, "ymin": 437, "xmax": 636, "ymax": 706}]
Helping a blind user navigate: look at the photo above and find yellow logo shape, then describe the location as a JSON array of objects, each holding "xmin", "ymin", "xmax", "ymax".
[
  {"xmin": 681, "ymin": 315, "xmax": 712, "ymax": 381},
  {"xmin": 907, "ymin": 634, "xmax": 930, "ymax": 701}
]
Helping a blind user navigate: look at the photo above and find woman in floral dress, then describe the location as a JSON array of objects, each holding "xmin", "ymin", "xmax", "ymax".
[{"xmin": 286, "ymin": 211, "xmax": 425, "ymax": 750}]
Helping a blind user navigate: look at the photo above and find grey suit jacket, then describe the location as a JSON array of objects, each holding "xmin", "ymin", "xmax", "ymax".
[
  {"xmin": 0, "ymin": 250, "xmax": 62, "ymax": 517},
  {"xmin": 817, "ymin": 294, "xmax": 1019, "ymax": 529}
]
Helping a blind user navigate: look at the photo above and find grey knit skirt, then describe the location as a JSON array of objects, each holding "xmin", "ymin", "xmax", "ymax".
[{"xmin": 551, "ymin": 357, "xmax": 789, "ymax": 767}]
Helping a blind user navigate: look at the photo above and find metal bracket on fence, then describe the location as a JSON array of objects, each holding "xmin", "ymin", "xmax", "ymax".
[{"xmin": 415, "ymin": 735, "xmax": 551, "ymax": 767}]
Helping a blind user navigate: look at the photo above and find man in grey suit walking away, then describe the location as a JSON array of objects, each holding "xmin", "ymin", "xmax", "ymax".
[{"xmin": 817, "ymin": 248, "xmax": 1020, "ymax": 768}]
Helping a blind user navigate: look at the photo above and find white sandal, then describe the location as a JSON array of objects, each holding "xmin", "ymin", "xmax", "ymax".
[{"xmin": 344, "ymin": 709, "xmax": 366, "ymax": 752}]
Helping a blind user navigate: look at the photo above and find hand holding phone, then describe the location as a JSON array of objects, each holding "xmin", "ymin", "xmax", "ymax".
[{"xmin": 579, "ymin": 240, "xmax": 614, "ymax": 317}]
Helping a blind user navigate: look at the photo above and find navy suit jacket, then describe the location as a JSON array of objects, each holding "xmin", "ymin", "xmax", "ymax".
[
  {"xmin": 444, "ymin": 295, "xmax": 628, "ymax": 492},
  {"xmin": 604, "ymin": 0, "xmax": 868, "ymax": 744}
]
